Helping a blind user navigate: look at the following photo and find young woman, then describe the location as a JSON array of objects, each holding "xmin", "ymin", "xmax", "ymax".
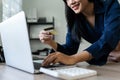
[{"xmin": 39, "ymin": 0, "xmax": 120, "ymax": 66}]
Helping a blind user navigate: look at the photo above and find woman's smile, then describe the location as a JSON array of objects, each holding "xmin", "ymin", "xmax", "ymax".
[{"xmin": 71, "ymin": 2, "xmax": 80, "ymax": 11}]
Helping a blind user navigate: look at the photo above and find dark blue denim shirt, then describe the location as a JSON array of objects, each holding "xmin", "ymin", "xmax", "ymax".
[{"xmin": 57, "ymin": 0, "xmax": 120, "ymax": 65}]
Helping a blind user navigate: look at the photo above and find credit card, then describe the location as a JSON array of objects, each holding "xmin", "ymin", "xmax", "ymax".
[
  {"xmin": 49, "ymin": 30, "xmax": 57, "ymax": 35},
  {"xmin": 44, "ymin": 27, "xmax": 57, "ymax": 35}
]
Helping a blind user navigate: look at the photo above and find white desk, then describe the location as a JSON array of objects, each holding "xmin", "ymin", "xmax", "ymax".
[{"xmin": 0, "ymin": 62, "xmax": 120, "ymax": 80}]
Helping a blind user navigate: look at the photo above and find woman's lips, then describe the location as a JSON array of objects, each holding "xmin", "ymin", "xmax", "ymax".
[{"xmin": 71, "ymin": 3, "xmax": 79, "ymax": 10}]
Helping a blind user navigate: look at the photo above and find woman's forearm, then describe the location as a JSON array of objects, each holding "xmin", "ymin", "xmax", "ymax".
[
  {"xmin": 72, "ymin": 51, "xmax": 93, "ymax": 63},
  {"xmin": 49, "ymin": 40, "xmax": 58, "ymax": 51}
]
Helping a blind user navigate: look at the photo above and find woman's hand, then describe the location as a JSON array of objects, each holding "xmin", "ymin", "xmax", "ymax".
[
  {"xmin": 39, "ymin": 30, "xmax": 54, "ymax": 45},
  {"xmin": 42, "ymin": 52, "xmax": 77, "ymax": 67},
  {"xmin": 39, "ymin": 30, "xmax": 57, "ymax": 50}
]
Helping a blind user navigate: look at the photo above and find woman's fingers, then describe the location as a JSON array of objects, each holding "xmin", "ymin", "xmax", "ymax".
[
  {"xmin": 41, "ymin": 52, "xmax": 77, "ymax": 67},
  {"xmin": 39, "ymin": 31, "xmax": 50, "ymax": 40},
  {"xmin": 42, "ymin": 53, "xmax": 57, "ymax": 66},
  {"xmin": 52, "ymin": 59, "xmax": 59, "ymax": 65},
  {"xmin": 39, "ymin": 30, "xmax": 53, "ymax": 43}
]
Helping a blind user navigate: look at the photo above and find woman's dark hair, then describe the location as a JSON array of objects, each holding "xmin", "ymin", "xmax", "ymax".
[{"xmin": 63, "ymin": 0, "xmax": 94, "ymax": 42}]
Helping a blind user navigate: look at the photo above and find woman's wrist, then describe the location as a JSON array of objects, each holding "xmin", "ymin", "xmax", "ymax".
[{"xmin": 48, "ymin": 40, "xmax": 57, "ymax": 51}]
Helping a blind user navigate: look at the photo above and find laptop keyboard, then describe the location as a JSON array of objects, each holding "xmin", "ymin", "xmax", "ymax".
[
  {"xmin": 33, "ymin": 56, "xmax": 43, "ymax": 60},
  {"xmin": 33, "ymin": 60, "xmax": 66, "ymax": 70},
  {"xmin": 33, "ymin": 56, "xmax": 67, "ymax": 70}
]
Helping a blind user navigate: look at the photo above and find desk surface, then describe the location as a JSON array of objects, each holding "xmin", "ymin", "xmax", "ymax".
[{"xmin": 0, "ymin": 62, "xmax": 120, "ymax": 80}]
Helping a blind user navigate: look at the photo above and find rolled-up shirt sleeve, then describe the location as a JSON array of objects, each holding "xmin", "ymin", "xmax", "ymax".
[{"xmin": 85, "ymin": 0, "xmax": 120, "ymax": 65}]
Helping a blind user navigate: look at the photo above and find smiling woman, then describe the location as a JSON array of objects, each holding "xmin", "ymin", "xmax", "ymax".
[{"xmin": 39, "ymin": 0, "xmax": 120, "ymax": 66}]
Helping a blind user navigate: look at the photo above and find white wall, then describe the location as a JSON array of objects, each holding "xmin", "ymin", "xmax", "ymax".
[
  {"xmin": 22, "ymin": 0, "xmax": 67, "ymax": 44},
  {"xmin": 22, "ymin": 0, "xmax": 68, "ymax": 51}
]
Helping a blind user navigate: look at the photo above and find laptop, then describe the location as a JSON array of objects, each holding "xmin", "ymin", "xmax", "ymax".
[{"xmin": 0, "ymin": 11, "xmax": 44, "ymax": 73}]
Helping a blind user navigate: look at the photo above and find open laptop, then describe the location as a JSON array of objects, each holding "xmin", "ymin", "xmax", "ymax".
[
  {"xmin": 0, "ymin": 11, "xmax": 67, "ymax": 74},
  {"xmin": 0, "ymin": 11, "xmax": 45, "ymax": 73}
]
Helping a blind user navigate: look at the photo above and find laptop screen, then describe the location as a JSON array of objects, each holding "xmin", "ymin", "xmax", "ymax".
[{"xmin": 0, "ymin": 11, "xmax": 36, "ymax": 73}]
